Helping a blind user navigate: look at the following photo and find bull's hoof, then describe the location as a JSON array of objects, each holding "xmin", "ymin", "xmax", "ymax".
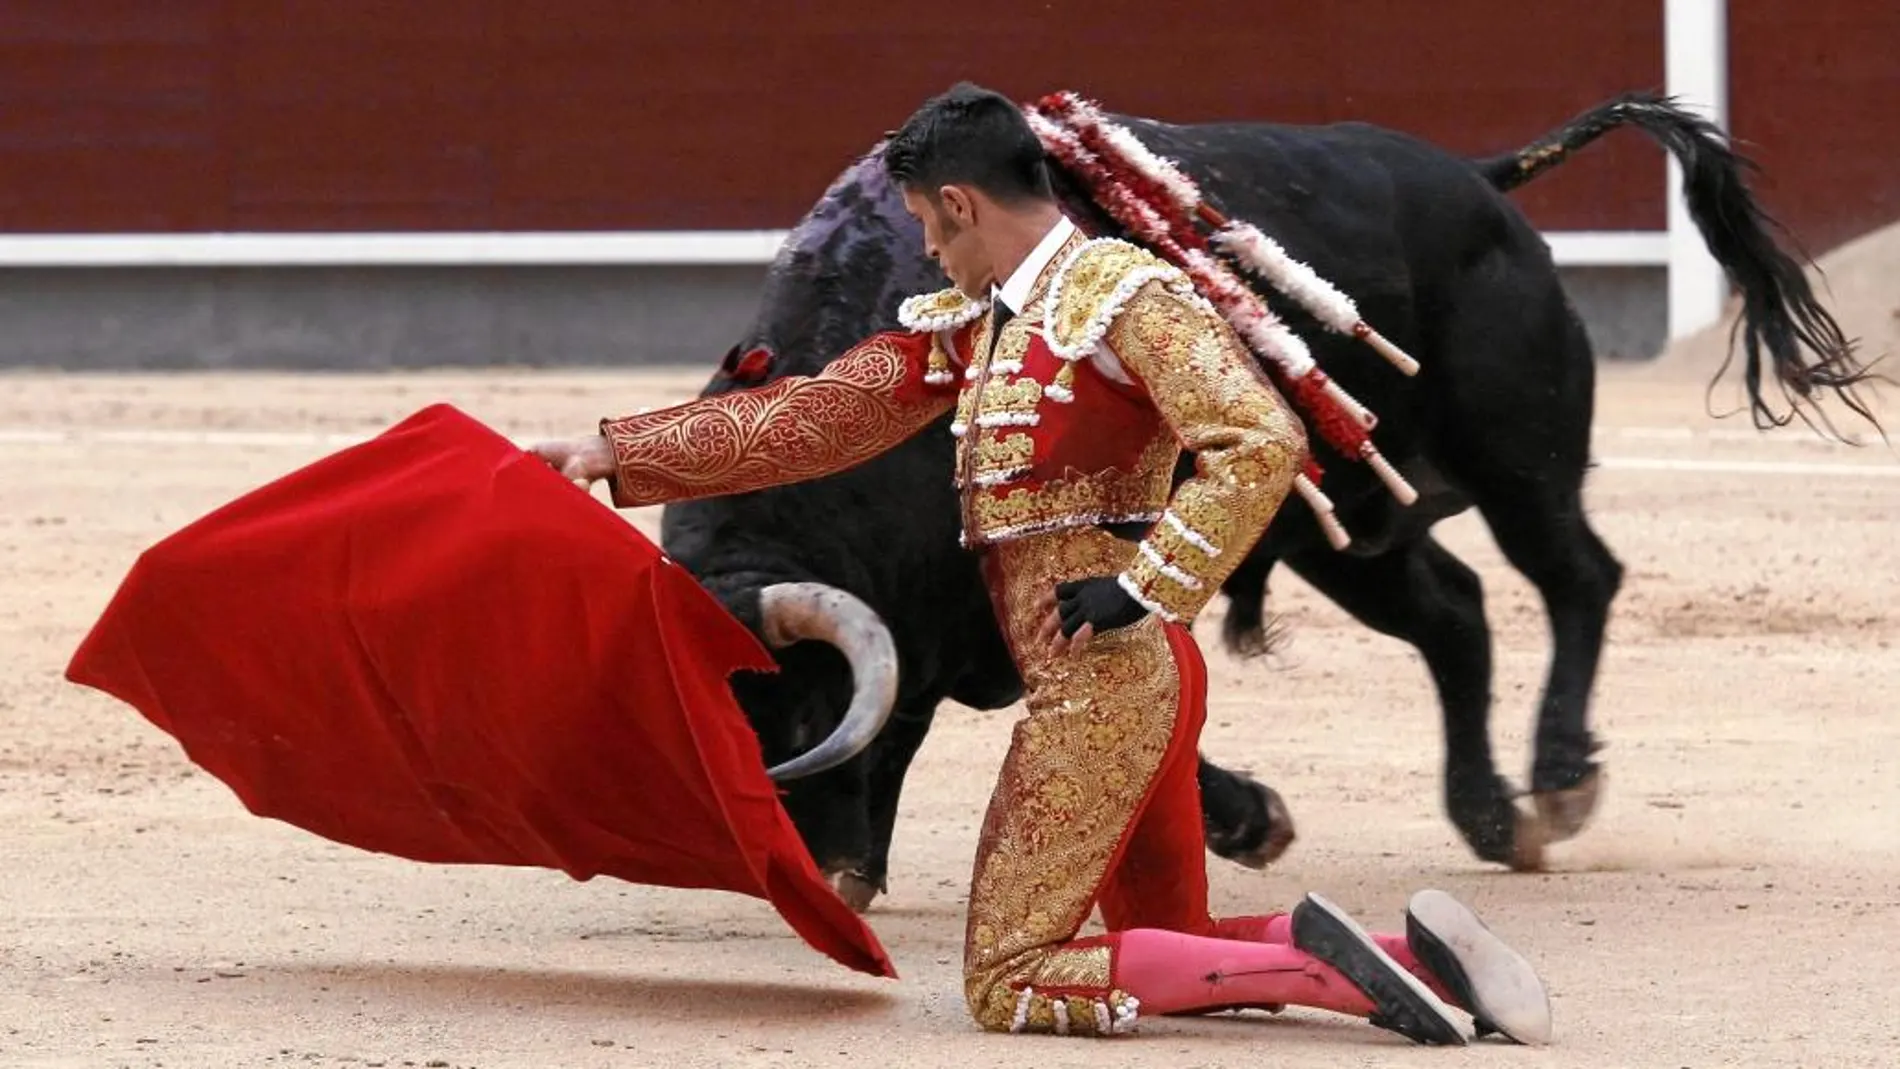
[
  {"xmin": 1224, "ymin": 623, "xmax": 1272, "ymax": 660},
  {"xmin": 1447, "ymin": 772, "xmax": 1522, "ymax": 867},
  {"xmin": 1253, "ymin": 784, "xmax": 1298, "ymax": 866},
  {"xmin": 1222, "ymin": 613, "xmax": 1291, "ymax": 661},
  {"xmin": 831, "ymin": 870, "xmax": 882, "ymax": 913},
  {"xmin": 1210, "ymin": 778, "xmax": 1297, "ymax": 869},
  {"xmin": 1532, "ymin": 768, "xmax": 1604, "ymax": 843},
  {"xmin": 1507, "ymin": 802, "xmax": 1550, "ymax": 873}
]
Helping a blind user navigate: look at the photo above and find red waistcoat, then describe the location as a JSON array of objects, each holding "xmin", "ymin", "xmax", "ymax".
[{"xmin": 945, "ymin": 301, "xmax": 1180, "ymax": 549}]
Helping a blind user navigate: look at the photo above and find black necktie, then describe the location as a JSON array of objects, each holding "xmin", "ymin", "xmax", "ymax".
[{"xmin": 987, "ymin": 300, "xmax": 1016, "ymax": 359}]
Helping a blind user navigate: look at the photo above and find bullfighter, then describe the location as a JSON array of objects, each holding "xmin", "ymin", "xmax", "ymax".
[{"xmin": 531, "ymin": 82, "xmax": 1553, "ymax": 1046}]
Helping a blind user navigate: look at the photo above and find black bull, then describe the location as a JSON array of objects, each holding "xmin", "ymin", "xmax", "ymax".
[{"xmin": 654, "ymin": 92, "xmax": 1874, "ymax": 908}]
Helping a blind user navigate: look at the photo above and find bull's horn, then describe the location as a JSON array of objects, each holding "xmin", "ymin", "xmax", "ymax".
[{"xmin": 756, "ymin": 582, "xmax": 899, "ymax": 781}]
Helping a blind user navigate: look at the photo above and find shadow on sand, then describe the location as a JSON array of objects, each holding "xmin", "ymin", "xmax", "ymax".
[{"xmin": 260, "ymin": 960, "xmax": 898, "ymax": 1023}]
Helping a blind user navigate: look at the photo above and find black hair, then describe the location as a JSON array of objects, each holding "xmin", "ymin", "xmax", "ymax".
[{"xmin": 881, "ymin": 81, "xmax": 1054, "ymax": 205}]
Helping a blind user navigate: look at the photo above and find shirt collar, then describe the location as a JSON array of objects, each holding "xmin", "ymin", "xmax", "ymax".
[{"xmin": 991, "ymin": 215, "xmax": 1077, "ymax": 314}]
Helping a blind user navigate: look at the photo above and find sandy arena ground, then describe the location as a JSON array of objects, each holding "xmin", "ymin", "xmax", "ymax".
[{"xmin": 3, "ymin": 360, "xmax": 1897, "ymax": 1068}]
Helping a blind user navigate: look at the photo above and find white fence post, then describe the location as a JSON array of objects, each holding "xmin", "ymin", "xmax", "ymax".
[{"xmin": 1664, "ymin": 0, "xmax": 1731, "ymax": 340}]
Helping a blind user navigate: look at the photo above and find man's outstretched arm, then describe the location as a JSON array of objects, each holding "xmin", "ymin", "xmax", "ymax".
[{"xmin": 534, "ymin": 329, "xmax": 962, "ymax": 508}]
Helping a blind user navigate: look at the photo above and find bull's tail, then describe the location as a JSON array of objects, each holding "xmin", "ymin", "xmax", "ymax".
[
  {"xmin": 1476, "ymin": 91, "xmax": 1886, "ymax": 441},
  {"xmin": 1473, "ymin": 94, "xmax": 1658, "ymax": 193}
]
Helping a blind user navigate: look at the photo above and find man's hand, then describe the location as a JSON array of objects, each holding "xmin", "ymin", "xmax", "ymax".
[
  {"xmin": 528, "ymin": 434, "xmax": 616, "ymax": 491},
  {"xmin": 1034, "ymin": 576, "xmax": 1150, "ymax": 658}
]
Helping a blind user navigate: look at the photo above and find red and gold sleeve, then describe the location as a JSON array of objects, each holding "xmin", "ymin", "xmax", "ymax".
[
  {"xmin": 597, "ymin": 328, "xmax": 964, "ymax": 508},
  {"xmin": 1104, "ymin": 282, "xmax": 1309, "ymax": 623}
]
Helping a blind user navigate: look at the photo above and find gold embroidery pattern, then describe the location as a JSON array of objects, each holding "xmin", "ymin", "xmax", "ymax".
[
  {"xmin": 949, "ymin": 317, "xmax": 996, "ymax": 435},
  {"xmin": 1034, "ymin": 944, "xmax": 1114, "ymax": 989},
  {"xmin": 1046, "ymin": 239, "xmax": 1186, "ymax": 359},
  {"xmin": 923, "ymin": 330, "xmax": 963, "ymax": 385},
  {"xmin": 1124, "ymin": 505, "xmax": 1221, "ymax": 599},
  {"xmin": 952, "ymin": 387, "xmax": 975, "ymax": 437},
  {"xmin": 956, "ymin": 313, "xmax": 1041, "ymax": 488},
  {"xmin": 954, "ymin": 236, "xmax": 1216, "ymax": 550},
  {"xmin": 929, "ymin": 329, "xmax": 964, "ymax": 369},
  {"xmin": 974, "ymin": 376, "xmax": 1045, "ymax": 418},
  {"xmin": 963, "ymin": 432, "xmax": 1178, "ymax": 545},
  {"xmin": 970, "ymin": 433, "xmax": 1035, "ymax": 483},
  {"xmin": 1105, "ymin": 282, "xmax": 1307, "ymax": 622},
  {"xmin": 1001, "ymin": 944, "xmax": 1125, "ymax": 1036},
  {"xmin": 898, "ymin": 286, "xmax": 987, "ymax": 332},
  {"xmin": 598, "ymin": 334, "xmax": 952, "ymax": 508},
  {"xmin": 1007, "ymin": 985, "xmax": 1140, "ymax": 1037},
  {"xmin": 963, "ymin": 526, "xmax": 1181, "ymax": 1037}
]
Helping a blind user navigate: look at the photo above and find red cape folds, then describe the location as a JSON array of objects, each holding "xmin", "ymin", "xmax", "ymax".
[{"xmin": 64, "ymin": 403, "xmax": 895, "ymax": 979}]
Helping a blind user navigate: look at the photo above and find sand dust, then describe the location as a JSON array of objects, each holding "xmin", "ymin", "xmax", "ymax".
[{"xmin": 3, "ymin": 364, "xmax": 1897, "ymax": 1068}]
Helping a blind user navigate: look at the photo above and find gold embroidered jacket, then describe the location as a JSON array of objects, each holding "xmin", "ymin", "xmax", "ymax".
[
  {"xmin": 597, "ymin": 235, "xmax": 1306, "ymax": 625},
  {"xmin": 948, "ymin": 236, "xmax": 1307, "ymax": 623}
]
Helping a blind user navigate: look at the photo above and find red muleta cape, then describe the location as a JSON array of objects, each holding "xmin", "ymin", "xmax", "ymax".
[{"xmin": 64, "ymin": 403, "xmax": 895, "ymax": 979}]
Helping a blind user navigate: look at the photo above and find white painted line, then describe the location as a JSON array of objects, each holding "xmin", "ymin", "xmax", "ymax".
[
  {"xmin": 1604, "ymin": 426, "xmax": 1716, "ymax": 442},
  {"xmin": 1601, "ymin": 425, "xmax": 1877, "ymax": 447},
  {"xmin": 0, "ymin": 429, "xmax": 62, "ymax": 444},
  {"xmin": 0, "ymin": 231, "xmax": 796, "ymax": 267},
  {"xmin": 0, "ymin": 428, "xmax": 376, "ymax": 448},
  {"xmin": 0, "ymin": 427, "xmax": 508, "ymax": 449},
  {"xmin": 104, "ymin": 428, "xmax": 374, "ymax": 448},
  {"xmin": 1596, "ymin": 456, "xmax": 1900, "ymax": 478}
]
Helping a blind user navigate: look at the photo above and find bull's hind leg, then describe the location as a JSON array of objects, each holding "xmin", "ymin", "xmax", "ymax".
[
  {"xmin": 1284, "ymin": 535, "xmax": 1538, "ymax": 868},
  {"xmin": 1425, "ymin": 241, "xmax": 1622, "ymax": 855},
  {"xmin": 1473, "ymin": 480, "xmax": 1621, "ymax": 845},
  {"xmin": 1197, "ymin": 756, "xmax": 1298, "ymax": 868}
]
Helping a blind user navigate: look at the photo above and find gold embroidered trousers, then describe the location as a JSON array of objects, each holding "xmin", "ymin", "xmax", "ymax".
[{"xmin": 963, "ymin": 524, "xmax": 1218, "ymax": 1036}]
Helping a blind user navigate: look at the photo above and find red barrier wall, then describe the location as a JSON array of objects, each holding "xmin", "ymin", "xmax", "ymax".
[
  {"xmin": 1727, "ymin": 1, "xmax": 1900, "ymax": 254},
  {"xmin": 5, "ymin": 1, "xmax": 1887, "ymax": 252}
]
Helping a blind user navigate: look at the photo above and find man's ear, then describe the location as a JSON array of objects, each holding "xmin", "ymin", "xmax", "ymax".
[{"xmin": 937, "ymin": 185, "xmax": 977, "ymax": 228}]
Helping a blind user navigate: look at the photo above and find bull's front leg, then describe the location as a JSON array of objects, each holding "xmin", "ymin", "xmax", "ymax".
[{"xmin": 835, "ymin": 696, "xmax": 942, "ymax": 913}]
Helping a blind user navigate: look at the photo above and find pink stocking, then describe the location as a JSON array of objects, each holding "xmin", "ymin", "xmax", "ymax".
[{"xmin": 1109, "ymin": 928, "xmax": 1377, "ymax": 1017}]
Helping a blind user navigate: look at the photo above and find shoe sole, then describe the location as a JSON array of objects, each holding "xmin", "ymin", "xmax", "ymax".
[
  {"xmin": 1292, "ymin": 893, "xmax": 1467, "ymax": 1046},
  {"xmin": 1405, "ymin": 888, "xmax": 1553, "ymax": 1046}
]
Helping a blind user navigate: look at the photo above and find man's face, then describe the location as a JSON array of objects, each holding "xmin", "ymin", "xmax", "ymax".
[{"xmin": 902, "ymin": 186, "xmax": 991, "ymax": 300}]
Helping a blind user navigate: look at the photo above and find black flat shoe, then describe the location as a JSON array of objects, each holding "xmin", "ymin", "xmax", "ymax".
[{"xmin": 1290, "ymin": 892, "xmax": 1467, "ymax": 1046}]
